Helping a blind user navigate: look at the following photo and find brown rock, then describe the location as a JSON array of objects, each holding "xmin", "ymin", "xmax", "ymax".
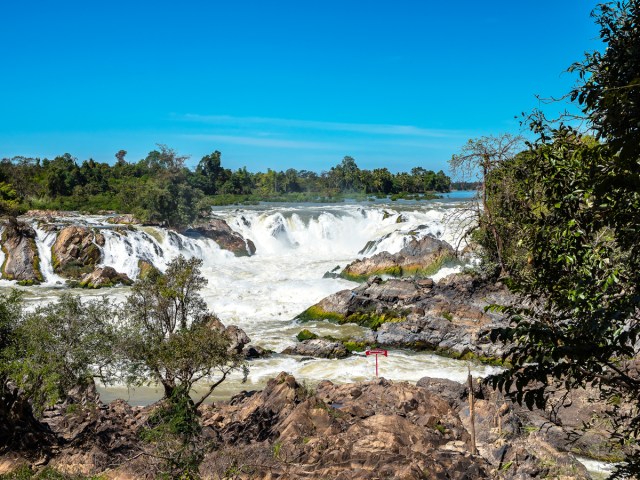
[
  {"xmin": 282, "ymin": 338, "xmax": 349, "ymax": 359},
  {"xmin": 200, "ymin": 374, "xmax": 491, "ymax": 479},
  {"xmin": 78, "ymin": 266, "xmax": 133, "ymax": 288},
  {"xmin": 184, "ymin": 217, "xmax": 256, "ymax": 257},
  {"xmin": 106, "ymin": 214, "xmax": 141, "ymax": 225},
  {"xmin": 1, "ymin": 219, "xmax": 43, "ymax": 284},
  {"xmin": 52, "ymin": 226, "xmax": 104, "ymax": 278},
  {"xmin": 342, "ymin": 235, "xmax": 455, "ymax": 281}
]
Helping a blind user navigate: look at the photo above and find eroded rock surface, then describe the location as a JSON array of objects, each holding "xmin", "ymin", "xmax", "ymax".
[
  {"xmin": 341, "ymin": 235, "xmax": 455, "ymax": 281},
  {"xmin": 78, "ymin": 266, "xmax": 133, "ymax": 288},
  {"xmin": 299, "ymin": 274, "xmax": 514, "ymax": 361},
  {"xmin": 185, "ymin": 217, "xmax": 256, "ymax": 257},
  {"xmin": 199, "ymin": 373, "xmax": 491, "ymax": 479},
  {"xmin": 0, "ymin": 219, "xmax": 43, "ymax": 284},
  {"xmin": 417, "ymin": 376, "xmax": 598, "ymax": 478},
  {"xmin": 281, "ymin": 338, "xmax": 349, "ymax": 359},
  {"xmin": 52, "ymin": 226, "xmax": 105, "ymax": 278},
  {"xmin": 0, "ymin": 373, "xmax": 599, "ymax": 479}
]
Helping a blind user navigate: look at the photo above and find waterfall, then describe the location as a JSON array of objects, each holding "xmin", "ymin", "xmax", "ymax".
[
  {"xmin": 1, "ymin": 203, "xmax": 474, "ymax": 288},
  {"xmin": 33, "ymin": 226, "xmax": 67, "ymax": 286}
]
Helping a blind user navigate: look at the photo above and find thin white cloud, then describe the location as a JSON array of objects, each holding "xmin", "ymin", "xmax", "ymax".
[
  {"xmin": 183, "ymin": 134, "xmax": 336, "ymax": 150},
  {"xmin": 178, "ymin": 114, "xmax": 465, "ymax": 139}
]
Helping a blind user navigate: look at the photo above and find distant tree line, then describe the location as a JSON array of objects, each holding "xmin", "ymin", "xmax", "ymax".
[{"xmin": 0, "ymin": 150, "xmax": 451, "ymax": 228}]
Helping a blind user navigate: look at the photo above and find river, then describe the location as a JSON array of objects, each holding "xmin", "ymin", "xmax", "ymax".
[{"xmin": 2, "ymin": 192, "xmax": 500, "ymax": 405}]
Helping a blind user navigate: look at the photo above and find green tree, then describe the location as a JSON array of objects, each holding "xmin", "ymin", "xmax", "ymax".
[
  {"xmin": 1, "ymin": 293, "xmax": 116, "ymax": 420},
  {"xmin": 0, "ymin": 182, "xmax": 21, "ymax": 216},
  {"xmin": 119, "ymin": 255, "xmax": 246, "ymax": 406},
  {"xmin": 449, "ymin": 134, "xmax": 523, "ymax": 275},
  {"xmin": 487, "ymin": 3, "xmax": 640, "ymax": 476},
  {"xmin": 195, "ymin": 150, "xmax": 225, "ymax": 195}
]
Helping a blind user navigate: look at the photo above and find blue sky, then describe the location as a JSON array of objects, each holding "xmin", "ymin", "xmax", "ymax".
[{"xmin": 0, "ymin": 1, "xmax": 600, "ymax": 173}]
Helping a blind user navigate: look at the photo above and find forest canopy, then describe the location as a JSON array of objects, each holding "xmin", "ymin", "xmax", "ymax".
[{"xmin": 0, "ymin": 149, "xmax": 452, "ymax": 228}]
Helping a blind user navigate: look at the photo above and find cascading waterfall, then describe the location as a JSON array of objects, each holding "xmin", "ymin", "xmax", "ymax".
[
  {"xmin": 1, "ymin": 198, "xmax": 498, "ymax": 404},
  {"xmin": 33, "ymin": 226, "xmax": 67, "ymax": 286}
]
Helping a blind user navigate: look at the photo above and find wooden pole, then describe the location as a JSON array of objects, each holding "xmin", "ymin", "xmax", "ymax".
[{"xmin": 468, "ymin": 366, "xmax": 478, "ymax": 455}]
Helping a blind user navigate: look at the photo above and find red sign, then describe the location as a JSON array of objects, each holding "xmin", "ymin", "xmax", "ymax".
[
  {"xmin": 365, "ymin": 349, "xmax": 388, "ymax": 357},
  {"xmin": 365, "ymin": 349, "xmax": 388, "ymax": 377}
]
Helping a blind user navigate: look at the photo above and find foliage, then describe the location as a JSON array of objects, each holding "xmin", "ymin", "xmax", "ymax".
[
  {"xmin": 1, "ymin": 293, "xmax": 116, "ymax": 416},
  {"xmin": 0, "ymin": 465, "xmax": 107, "ymax": 479},
  {"xmin": 482, "ymin": 2, "xmax": 640, "ymax": 476},
  {"xmin": 119, "ymin": 255, "xmax": 247, "ymax": 407},
  {"xmin": 0, "ymin": 182, "xmax": 21, "ymax": 216},
  {"xmin": 448, "ymin": 134, "xmax": 524, "ymax": 275},
  {"xmin": 139, "ymin": 389, "xmax": 205, "ymax": 479},
  {"xmin": 0, "ymin": 147, "xmax": 452, "ymax": 224}
]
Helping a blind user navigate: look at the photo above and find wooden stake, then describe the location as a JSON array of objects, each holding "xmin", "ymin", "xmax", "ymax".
[{"xmin": 468, "ymin": 366, "xmax": 478, "ymax": 455}]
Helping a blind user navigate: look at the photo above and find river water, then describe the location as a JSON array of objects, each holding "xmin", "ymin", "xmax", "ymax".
[{"xmin": 2, "ymin": 192, "xmax": 501, "ymax": 405}]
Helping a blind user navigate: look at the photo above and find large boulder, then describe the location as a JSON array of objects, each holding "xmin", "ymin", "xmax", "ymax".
[
  {"xmin": 184, "ymin": 217, "xmax": 256, "ymax": 257},
  {"xmin": 78, "ymin": 266, "xmax": 133, "ymax": 289},
  {"xmin": 341, "ymin": 235, "xmax": 456, "ymax": 281},
  {"xmin": 1, "ymin": 219, "xmax": 43, "ymax": 284},
  {"xmin": 52, "ymin": 226, "xmax": 105, "ymax": 279},
  {"xmin": 298, "ymin": 274, "xmax": 514, "ymax": 361},
  {"xmin": 417, "ymin": 377, "xmax": 594, "ymax": 479},
  {"xmin": 207, "ymin": 316, "xmax": 252, "ymax": 354},
  {"xmin": 282, "ymin": 338, "xmax": 349, "ymax": 359}
]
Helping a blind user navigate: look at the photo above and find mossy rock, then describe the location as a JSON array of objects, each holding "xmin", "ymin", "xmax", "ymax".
[
  {"xmin": 296, "ymin": 305, "xmax": 346, "ymax": 323},
  {"xmin": 342, "ymin": 340, "xmax": 370, "ymax": 352},
  {"xmin": 296, "ymin": 329, "xmax": 319, "ymax": 341},
  {"xmin": 138, "ymin": 260, "xmax": 160, "ymax": 280},
  {"xmin": 340, "ymin": 253, "xmax": 455, "ymax": 283},
  {"xmin": 296, "ymin": 304, "xmax": 405, "ymax": 331}
]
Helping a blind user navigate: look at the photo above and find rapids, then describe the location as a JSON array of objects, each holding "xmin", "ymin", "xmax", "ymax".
[{"xmin": 2, "ymin": 194, "xmax": 500, "ymax": 405}]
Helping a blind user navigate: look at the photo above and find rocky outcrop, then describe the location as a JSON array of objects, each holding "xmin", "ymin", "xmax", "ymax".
[
  {"xmin": 298, "ymin": 274, "xmax": 514, "ymax": 361},
  {"xmin": 137, "ymin": 259, "xmax": 159, "ymax": 280},
  {"xmin": 0, "ymin": 382, "xmax": 55, "ymax": 455},
  {"xmin": 417, "ymin": 376, "xmax": 600, "ymax": 477},
  {"xmin": 281, "ymin": 338, "xmax": 349, "ymax": 359},
  {"xmin": 51, "ymin": 226, "xmax": 105, "ymax": 279},
  {"xmin": 341, "ymin": 234, "xmax": 455, "ymax": 281},
  {"xmin": 0, "ymin": 219, "xmax": 43, "ymax": 284},
  {"xmin": 184, "ymin": 217, "xmax": 256, "ymax": 257},
  {"xmin": 0, "ymin": 373, "xmax": 601, "ymax": 479},
  {"xmin": 199, "ymin": 372, "xmax": 492, "ymax": 479},
  {"xmin": 106, "ymin": 213, "xmax": 140, "ymax": 225},
  {"xmin": 78, "ymin": 266, "xmax": 133, "ymax": 289},
  {"xmin": 208, "ymin": 316, "xmax": 252, "ymax": 354}
]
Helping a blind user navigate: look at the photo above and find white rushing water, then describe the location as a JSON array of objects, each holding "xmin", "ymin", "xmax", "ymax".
[{"xmin": 2, "ymin": 196, "xmax": 498, "ymax": 404}]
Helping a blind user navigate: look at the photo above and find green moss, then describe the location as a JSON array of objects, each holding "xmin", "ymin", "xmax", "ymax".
[
  {"xmin": 295, "ymin": 305, "xmax": 346, "ymax": 323},
  {"xmin": 28, "ymin": 238, "xmax": 44, "ymax": 282},
  {"xmin": 1, "ymin": 230, "xmax": 42, "ymax": 284},
  {"xmin": 296, "ymin": 329, "xmax": 318, "ymax": 341},
  {"xmin": 50, "ymin": 248, "xmax": 60, "ymax": 270},
  {"xmin": 343, "ymin": 311, "xmax": 405, "ymax": 330},
  {"xmin": 434, "ymin": 422, "xmax": 447, "ymax": 434},
  {"xmin": 442, "ymin": 311, "xmax": 453, "ymax": 321},
  {"xmin": 342, "ymin": 340, "xmax": 369, "ymax": 352},
  {"xmin": 297, "ymin": 304, "xmax": 406, "ymax": 331},
  {"xmin": 340, "ymin": 253, "xmax": 456, "ymax": 282},
  {"xmin": 78, "ymin": 280, "xmax": 116, "ymax": 289},
  {"xmin": 138, "ymin": 260, "xmax": 160, "ymax": 280},
  {"xmin": 1, "ymin": 236, "xmax": 10, "ymax": 279}
]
